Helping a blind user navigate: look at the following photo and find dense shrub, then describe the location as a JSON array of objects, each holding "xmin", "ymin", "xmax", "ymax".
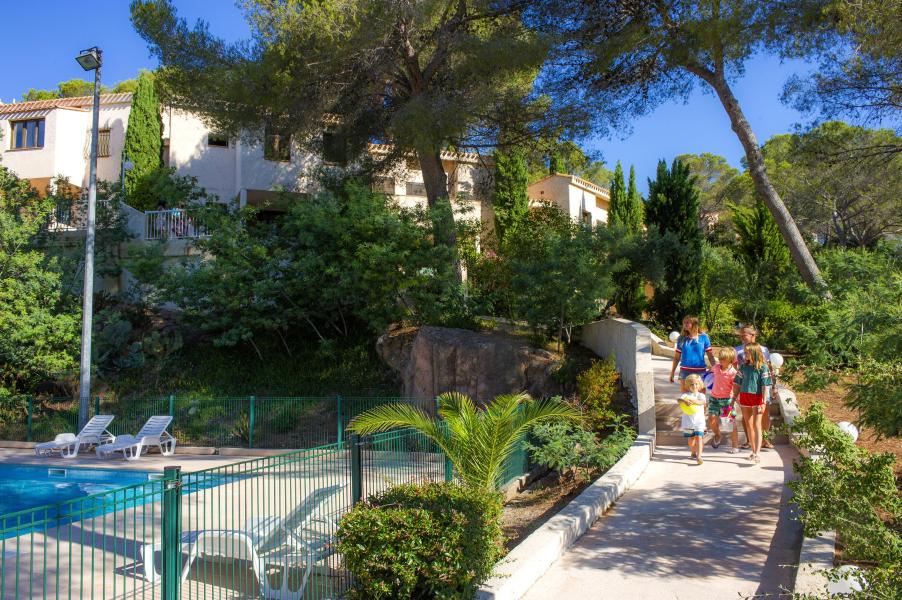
[
  {"xmin": 337, "ymin": 482, "xmax": 504, "ymax": 600},
  {"xmin": 526, "ymin": 415, "xmax": 636, "ymax": 482},
  {"xmin": 576, "ymin": 357, "xmax": 620, "ymax": 430},
  {"xmin": 789, "ymin": 404, "xmax": 901, "ymax": 597},
  {"xmin": 845, "ymin": 360, "xmax": 902, "ymax": 439}
]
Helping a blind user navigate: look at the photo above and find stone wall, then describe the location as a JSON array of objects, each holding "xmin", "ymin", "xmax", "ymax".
[{"xmin": 580, "ymin": 318, "xmax": 656, "ymax": 438}]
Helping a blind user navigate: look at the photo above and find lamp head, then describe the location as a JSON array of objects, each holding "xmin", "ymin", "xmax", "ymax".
[{"xmin": 75, "ymin": 47, "xmax": 102, "ymax": 71}]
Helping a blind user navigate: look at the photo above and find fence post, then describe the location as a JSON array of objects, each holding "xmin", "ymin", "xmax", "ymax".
[
  {"xmin": 94, "ymin": 396, "xmax": 100, "ymax": 417},
  {"xmin": 350, "ymin": 433, "xmax": 362, "ymax": 505},
  {"xmin": 26, "ymin": 396, "xmax": 33, "ymax": 443},
  {"xmin": 162, "ymin": 465, "xmax": 182, "ymax": 600},
  {"xmin": 168, "ymin": 395, "xmax": 175, "ymax": 417},
  {"xmin": 248, "ymin": 396, "xmax": 255, "ymax": 449},
  {"xmin": 336, "ymin": 395, "xmax": 343, "ymax": 449}
]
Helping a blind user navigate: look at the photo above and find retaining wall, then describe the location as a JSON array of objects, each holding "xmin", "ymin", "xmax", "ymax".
[{"xmin": 581, "ymin": 318, "xmax": 656, "ymax": 438}]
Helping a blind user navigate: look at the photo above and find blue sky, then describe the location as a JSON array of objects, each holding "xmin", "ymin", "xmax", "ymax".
[{"xmin": 2, "ymin": 2, "xmax": 818, "ymax": 193}]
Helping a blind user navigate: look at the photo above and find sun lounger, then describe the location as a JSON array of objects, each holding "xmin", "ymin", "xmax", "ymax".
[
  {"xmin": 33, "ymin": 415, "xmax": 115, "ymax": 458},
  {"xmin": 141, "ymin": 483, "xmax": 346, "ymax": 599},
  {"xmin": 95, "ymin": 416, "xmax": 176, "ymax": 461}
]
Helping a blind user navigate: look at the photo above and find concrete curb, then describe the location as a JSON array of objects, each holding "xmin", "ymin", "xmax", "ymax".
[
  {"xmin": 476, "ymin": 434, "xmax": 654, "ymax": 600},
  {"xmin": 776, "ymin": 385, "xmax": 839, "ymax": 596},
  {"xmin": 794, "ymin": 532, "xmax": 836, "ymax": 596}
]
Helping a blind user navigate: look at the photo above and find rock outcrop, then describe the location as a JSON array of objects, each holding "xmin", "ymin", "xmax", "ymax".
[{"xmin": 376, "ymin": 326, "xmax": 562, "ymax": 404}]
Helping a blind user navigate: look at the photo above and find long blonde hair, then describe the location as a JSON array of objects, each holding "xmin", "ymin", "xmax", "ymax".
[{"xmin": 743, "ymin": 343, "xmax": 766, "ymax": 369}]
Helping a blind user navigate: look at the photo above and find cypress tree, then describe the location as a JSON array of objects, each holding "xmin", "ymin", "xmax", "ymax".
[
  {"xmin": 645, "ymin": 158, "xmax": 703, "ymax": 326},
  {"xmin": 626, "ymin": 165, "xmax": 644, "ymax": 231},
  {"xmin": 730, "ymin": 199, "xmax": 790, "ymax": 294},
  {"xmin": 492, "ymin": 149, "xmax": 530, "ymax": 245},
  {"xmin": 123, "ymin": 72, "xmax": 162, "ymax": 199},
  {"xmin": 608, "ymin": 162, "xmax": 646, "ymax": 318},
  {"xmin": 607, "ymin": 161, "xmax": 626, "ymax": 228}
]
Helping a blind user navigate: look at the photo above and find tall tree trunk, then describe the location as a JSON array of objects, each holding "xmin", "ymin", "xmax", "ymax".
[
  {"xmin": 417, "ymin": 147, "xmax": 463, "ymax": 283},
  {"xmin": 705, "ymin": 73, "xmax": 829, "ymax": 295}
]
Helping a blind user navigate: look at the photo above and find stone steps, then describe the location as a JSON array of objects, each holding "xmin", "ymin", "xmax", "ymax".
[{"xmin": 655, "ymin": 398, "xmax": 788, "ymax": 445}]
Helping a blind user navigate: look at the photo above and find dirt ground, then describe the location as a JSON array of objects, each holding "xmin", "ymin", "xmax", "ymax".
[
  {"xmin": 502, "ymin": 472, "xmax": 592, "ymax": 549},
  {"xmin": 789, "ymin": 374, "xmax": 902, "ymax": 475}
]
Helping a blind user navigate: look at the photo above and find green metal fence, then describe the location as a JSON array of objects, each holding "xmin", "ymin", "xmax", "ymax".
[
  {"xmin": 1, "ymin": 395, "xmax": 435, "ymax": 450},
  {"xmin": 0, "ymin": 425, "xmax": 481, "ymax": 599}
]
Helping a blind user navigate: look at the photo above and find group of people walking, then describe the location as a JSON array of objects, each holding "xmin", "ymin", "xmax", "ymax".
[{"xmin": 669, "ymin": 317, "xmax": 776, "ymax": 465}]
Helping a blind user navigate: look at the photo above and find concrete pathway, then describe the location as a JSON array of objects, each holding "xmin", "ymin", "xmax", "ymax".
[{"xmin": 523, "ymin": 354, "xmax": 803, "ymax": 600}]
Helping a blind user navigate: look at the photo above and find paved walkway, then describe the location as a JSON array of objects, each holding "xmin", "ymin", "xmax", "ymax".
[{"xmin": 523, "ymin": 354, "xmax": 803, "ymax": 600}]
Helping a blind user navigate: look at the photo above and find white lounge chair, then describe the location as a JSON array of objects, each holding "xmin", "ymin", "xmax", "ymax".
[
  {"xmin": 96, "ymin": 415, "xmax": 176, "ymax": 461},
  {"xmin": 141, "ymin": 483, "xmax": 346, "ymax": 599},
  {"xmin": 34, "ymin": 415, "xmax": 115, "ymax": 458}
]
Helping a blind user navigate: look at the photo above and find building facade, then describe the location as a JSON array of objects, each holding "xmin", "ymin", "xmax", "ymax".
[{"xmin": 527, "ymin": 173, "xmax": 610, "ymax": 227}]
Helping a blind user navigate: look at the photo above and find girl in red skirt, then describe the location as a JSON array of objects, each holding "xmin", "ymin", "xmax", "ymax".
[{"xmin": 732, "ymin": 343, "xmax": 772, "ymax": 463}]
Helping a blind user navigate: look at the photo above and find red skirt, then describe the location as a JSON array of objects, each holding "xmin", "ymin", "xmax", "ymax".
[{"xmin": 739, "ymin": 392, "xmax": 764, "ymax": 407}]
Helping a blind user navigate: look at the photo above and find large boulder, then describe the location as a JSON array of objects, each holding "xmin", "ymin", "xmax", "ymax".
[{"xmin": 376, "ymin": 326, "xmax": 562, "ymax": 404}]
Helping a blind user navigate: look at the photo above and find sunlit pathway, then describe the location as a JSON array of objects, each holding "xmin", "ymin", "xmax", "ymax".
[{"xmin": 522, "ymin": 356, "xmax": 803, "ymax": 600}]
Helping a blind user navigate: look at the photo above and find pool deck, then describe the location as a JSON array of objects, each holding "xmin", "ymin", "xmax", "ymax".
[{"xmin": 0, "ymin": 447, "xmax": 257, "ymax": 473}]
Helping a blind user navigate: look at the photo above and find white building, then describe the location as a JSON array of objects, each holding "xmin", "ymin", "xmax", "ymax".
[
  {"xmin": 0, "ymin": 93, "xmax": 132, "ymax": 194},
  {"xmin": 527, "ymin": 173, "xmax": 610, "ymax": 226},
  {"xmin": 0, "ymin": 94, "xmax": 491, "ymax": 229}
]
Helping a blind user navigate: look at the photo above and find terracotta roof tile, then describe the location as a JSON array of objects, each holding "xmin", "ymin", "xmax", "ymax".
[{"xmin": 0, "ymin": 93, "xmax": 132, "ymax": 115}]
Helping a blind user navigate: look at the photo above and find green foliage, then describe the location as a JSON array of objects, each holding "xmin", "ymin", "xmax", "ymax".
[
  {"xmin": 759, "ymin": 122, "xmax": 902, "ymax": 248},
  {"xmin": 337, "ymin": 482, "xmax": 504, "ymax": 600},
  {"xmin": 674, "ymin": 152, "xmax": 743, "ymax": 240},
  {"xmin": 138, "ymin": 182, "xmax": 458, "ymax": 353},
  {"xmin": 846, "ymin": 360, "xmax": 902, "ymax": 439},
  {"xmin": 728, "ymin": 198, "xmax": 792, "ymax": 324},
  {"xmin": 491, "ymin": 149, "xmax": 530, "ymax": 245},
  {"xmin": 123, "ymin": 72, "xmax": 162, "ymax": 198},
  {"xmin": 699, "ymin": 243, "xmax": 742, "ymax": 333},
  {"xmin": 528, "ymin": 140, "xmax": 613, "ymax": 186},
  {"xmin": 127, "ymin": 167, "xmax": 208, "ymax": 211},
  {"xmin": 22, "ymin": 79, "xmax": 108, "ymax": 101},
  {"xmin": 526, "ymin": 415, "xmax": 635, "ymax": 481},
  {"xmin": 348, "ymin": 391, "xmax": 582, "ymax": 490},
  {"xmin": 784, "ymin": 245, "xmax": 901, "ymax": 368},
  {"xmin": 502, "ymin": 205, "xmax": 618, "ymax": 343},
  {"xmin": 788, "ymin": 404, "xmax": 901, "ymax": 597},
  {"xmin": 0, "ymin": 167, "xmax": 79, "ymax": 392},
  {"xmin": 131, "ymin": 0, "xmax": 564, "ymax": 273},
  {"xmin": 644, "ymin": 158, "xmax": 703, "ymax": 327},
  {"xmin": 608, "ymin": 163, "xmax": 646, "ymax": 317},
  {"xmin": 575, "ymin": 357, "xmax": 619, "ymax": 431}
]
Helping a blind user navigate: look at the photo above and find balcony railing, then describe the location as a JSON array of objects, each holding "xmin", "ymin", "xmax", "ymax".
[{"xmin": 144, "ymin": 209, "xmax": 206, "ymax": 240}]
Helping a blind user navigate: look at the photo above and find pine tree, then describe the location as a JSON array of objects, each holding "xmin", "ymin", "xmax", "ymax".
[
  {"xmin": 122, "ymin": 72, "xmax": 162, "ymax": 199},
  {"xmin": 492, "ymin": 149, "xmax": 530, "ymax": 246},
  {"xmin": 645, "ymin": 158, "xmax": 703, "ymax": 326},
  {"xmin": 608, "ymin": 162, "xmax": 646, "ymax": 318}
]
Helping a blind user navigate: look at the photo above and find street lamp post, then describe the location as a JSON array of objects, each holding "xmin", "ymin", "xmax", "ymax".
[{"xmin": 76, "ymin": 47, "xmax": 102, "ymax": 428}]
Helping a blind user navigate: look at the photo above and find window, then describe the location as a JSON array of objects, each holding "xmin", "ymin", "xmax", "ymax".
[
  {"xmin": 11, "ymin": 119, "xmax": 44, "ymax": 149},
  {"xmin": 373, "ymin": 177, "xmax": 396, "ymax": 194},
  {"xmin": 208, "ymin": 132, "xmax": 229, "ymax": 148},
  {"xmin": 83, "ymin": 129, "xmax": 111, "ymax": 157},
  {"xmin": 322, "ymin": 130, "xmax": 347, "ymax": 165},
  {"xmin": 264, "ymin": 125, "xmax": 291, "ymax": 162},
  {"xmin": 98, "ymin": 129, "xmax": 111, "ymax": 157},
  {"xmin": 406, "ymin": 181, "xmax": 427, "ymax": 197}
]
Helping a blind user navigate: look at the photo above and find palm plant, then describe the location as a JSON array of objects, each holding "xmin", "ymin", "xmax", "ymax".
[{"xmin": 347, "ymin": 392, "xmax": 582, "ymax": 490}]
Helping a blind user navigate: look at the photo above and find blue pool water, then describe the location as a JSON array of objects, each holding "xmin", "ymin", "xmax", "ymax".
[{"xmin": 0, "ymin": 463, "xmax": 159, "ymax": 516}]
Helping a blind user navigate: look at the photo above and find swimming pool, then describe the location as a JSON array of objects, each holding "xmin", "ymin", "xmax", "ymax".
[{"xmin": 0, "ymin": 463, "xmax": 159, "ymax": 516}]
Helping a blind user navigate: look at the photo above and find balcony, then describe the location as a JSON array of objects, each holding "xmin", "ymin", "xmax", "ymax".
[{"xmin": 144, "ymin": 209, "xmax": 206, "ymax": 240}]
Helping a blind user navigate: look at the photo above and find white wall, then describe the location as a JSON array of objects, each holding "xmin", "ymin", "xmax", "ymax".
[
  {"xmin": 165, "ymin": 109, "xmax": 239, "ymax": 202},
  {"xmin": 52, "ymin": 109, "xmax": 89, "ymax": 185},
  {"xmin": 0, "ymin": 110, "xmax": 59, "ymax": 182},
  {"xmin": 96, "ymin": 102, "xmax": 131, "ymax": 184},
  {"xmin": 581, "ymin": 318, "xmax": 656, "ymax": 437}
]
